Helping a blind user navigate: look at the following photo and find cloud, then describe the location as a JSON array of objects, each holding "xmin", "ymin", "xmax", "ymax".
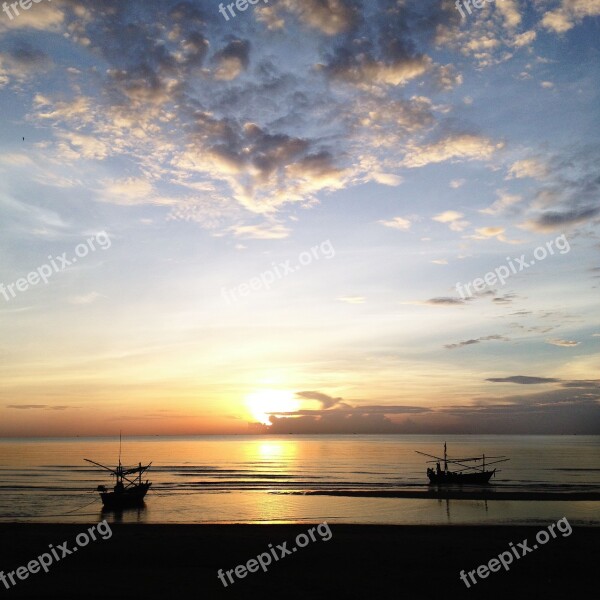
[
  {"xmin": 480, "ymin": 191, "xmax": 523, "ymax": 216},
  {"xmin": 496, "ymin": 0, "xmax": 522, "ymax": 29},
  {"xmin": 6, "ymin": 404, "xmax": 78, "ymax": 410},
  {"xmin": 5, "ymin": 0, "xmax": 597, "ymax": 243},
  {"xmin": 523, "ymin": 207, "xmax": 600, "ymax": 232},
  {"xmin": 507, "ymin": 158, "xmax": 548, "ymax": 180},
  {"xmin": 295, "ymin": 391, "xmax": 345, "ymax": 409},
  {"xmin": 433, "ymin": 210, "xmax": 469, "ymax": 232},
  {"xmin": 213, "ymin": 39, "xmax": 251, "ymax": 81},
  {"xmin": 545, "ymin": 338, "xmax": 580, "ymax": 347},
  {"xmin": 100, "ymin": 178, "xmax": 158, "ymax": 206},
  {"xmin": 266, "ymin": 0, "xmax": 359, "ymax": 36},
  {"xmin": 513, "ymin": 30, "xmax": 537, "ymax": 47},
  {"xmin": 321, "ymin": 38, "xmax": 432, "ymax": 89},
  {"xmin": 445, "ymin": 334, "xmax": 508, "ymax": 349},
  {"xmin": 267, "ymin": 395, "xmax": 432, "ymax": 433},
  {"xmin": 0, "ymin": 41, "xmax": 53, "ymax": 86},
  {"xmin": 0, "ymin": 1, "xmax": 64, "ymax": 31},
  {"xmin": 229, "ymin": 223, "xmax": 291, "ymax": 239},
  {"xmin": 476, "ymin": 226, "xmax": 505, "ymax": 238},
  {"xmin": 56, "ymin": 131, "xmax": 109, "ymax": 161},
  {"xmin": 440, "ymin": 390, "xmax": 600, "ymax": 434},
  {"xmin": 492, "ymin": 293, "xmax": 516, "ymax": 305},
  {"xmin": 255, "ymin": 6, "xmax": 286, "ymax": 30},
  {"xmin": 371, "ymin": 172, "xmax": 403, "ymax": 186},
  {"xmin": 403, "ymin": 134, "xmax": 502, "ymax": 168},
  {"xmin": 433, "ymin": 210, "xmax": 463, "ymax": 224},
  {"xmin": 424, "ymin": 297, "xmax": 466, "ymax": 306},
  {"xmin": 261, "ymin": 382, "xmax": 600, "ymax": 434},
  {"xmin": 541, "ymin": 0, "xmax": 600, "ymax": 33},
  {"xmin": 486, "ymin": 376, "xmax": 561, "ymax": 385},
  {"xmin": 469, "ymin": 226, "xmax": 521, "ymax": 244},
  {"xmin": 68, "ymin": 292, "xmax": 102, "ymax": 305},
  {"xmin": 353, "ymin": 96, "xmax": 435, "ymax": 141},
  {"xmin": 337, "ymin": 296, "xmax": 366, "ymax": 304},
  {"xmin": 378, "ymin": 217, "xmax": 411, "ymax": 231},
  {"xmin": 518, "ymin": 146, "xmax": 600, "ymax": 232},
  {"xmin": 433, "ymin": 2, "xmax": 537, "ymax": 69}
]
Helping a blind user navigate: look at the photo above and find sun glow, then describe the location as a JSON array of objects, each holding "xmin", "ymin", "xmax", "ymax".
[{"xmin": 245, "ymin": 390, "xmax": 300, "ymax": 426}]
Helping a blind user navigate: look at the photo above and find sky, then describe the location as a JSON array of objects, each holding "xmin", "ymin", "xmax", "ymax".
[{"xmin": 0, "ymin": 0, "xmax": 599, "ymax": 436}]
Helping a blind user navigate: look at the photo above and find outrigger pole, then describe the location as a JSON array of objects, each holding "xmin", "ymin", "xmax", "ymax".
[
  {"xmin": 84, "ymin": 458, "xmax": 152, "ymax": 488},
  {"xmin": 415, "ymin": 450, "xmax": 509, "ymax": 474}
]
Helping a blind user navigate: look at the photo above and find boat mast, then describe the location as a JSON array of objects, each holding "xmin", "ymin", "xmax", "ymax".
[
  {"xmin": 444, "ymin": 442, "xmax": 447, "ymax": 472},
  {"xmin": 118, "ymin": 431, "xmax": 123, "ymax": 485}
]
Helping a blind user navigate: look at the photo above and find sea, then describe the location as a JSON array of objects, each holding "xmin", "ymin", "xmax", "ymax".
[{"xmin": 0, "ymin": 435, "xmax": 598, "ymax": 526}]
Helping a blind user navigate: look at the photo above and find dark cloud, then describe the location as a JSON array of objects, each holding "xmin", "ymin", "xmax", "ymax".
[
  {"xmin": 5, "ymin": 404, "xmax": 79, "ymax": 410},
  {"xmin": 492, "ymin": 293, "xmax": 516, "ymax": 305},
  {"xmin": 532, "ymin": 207, "xmax": 600, "ymax": 230},
  {"xmin": 267, "ymin": 403, "xmax": 432, "ymax": 434},
  {"xmin": 16, "ymin": 0, "xmax": 472, "ymax": 219},
  {"xmin": 522, "ymin": 146, "xmax": 600, "ymax": 232},
  {"xmin": 212, "ymin": 39, "xmax": 251, "ymax": 80},
  {"xmin": 259, "ymin": 384, "xmax": 600, "ymax": 434},
  {"xmin": 6, "ymin": 42, "xmax": 52, "ymax": 69},
  {"xmin": 425, "ymin": 297, "xmax": 466, "ymax": 306},
  {"xmin": 444, "ymin": 334, "xmax": 508, "ymax": 350},
  {"xmin": 560, "ymin": 380, "xmax": 600, "ymax": 389},
  {"xmin": 272, "ymin": 405, "xmax": 431, "ymax": 417},
  {"xmin": 486, "ymin": 376, "xmax": 560, "ymax": 385}
]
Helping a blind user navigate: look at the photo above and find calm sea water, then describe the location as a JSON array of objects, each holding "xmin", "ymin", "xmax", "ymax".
[{"xmin": 0, "ymin": 435, "xmax": 598, "ymax": 526}]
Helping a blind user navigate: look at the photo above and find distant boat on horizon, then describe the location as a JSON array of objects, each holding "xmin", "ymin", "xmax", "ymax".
[{"xmin": 416, "ymin": 442, "xmax": 509, "ymax": 485}]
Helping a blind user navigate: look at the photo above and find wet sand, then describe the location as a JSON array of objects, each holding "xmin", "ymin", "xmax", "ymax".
[
  {"xmin": 0, "ymin": 524, "xmax": 596, "ymax": 599},
  {"xmin": 290, "ymin": 489, "xmax": 600, "ymax": 500}
]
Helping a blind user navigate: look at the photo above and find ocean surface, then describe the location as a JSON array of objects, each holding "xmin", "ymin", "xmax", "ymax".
[{"xmin": 0, "ymin": 435, "xmax": 598, "ymax": 526}]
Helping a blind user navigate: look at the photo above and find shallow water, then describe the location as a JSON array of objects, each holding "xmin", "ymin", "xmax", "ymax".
[{"xmin": 0, "ymin": 434, "xmax": 598, "ymax": 525}]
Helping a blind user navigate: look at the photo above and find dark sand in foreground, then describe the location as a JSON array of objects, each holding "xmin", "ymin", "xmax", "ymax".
[{"xmin": 0, "ymin": 524, "xmax": 597, "ymax": 599}]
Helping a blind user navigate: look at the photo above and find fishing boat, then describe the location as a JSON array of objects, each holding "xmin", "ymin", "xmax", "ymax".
[
  {"xmin": 416, "ymin": 443, "xmax": 508, "ymax": 485},
  {"xmin": 85, "ymin": 438, "xmax": 152, "ymax": 508}
]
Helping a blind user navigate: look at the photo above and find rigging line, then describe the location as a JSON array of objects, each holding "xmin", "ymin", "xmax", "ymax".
[{"xmin": 21, "ymin": 496, "xmax": 101, "ymax": 519}]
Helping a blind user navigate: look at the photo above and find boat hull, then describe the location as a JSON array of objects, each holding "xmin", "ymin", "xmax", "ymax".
[
  {"xmin": 427, "ymin": 469, "xmax": 495, "ymax": 485},
  {"xmin": 100, "ymin": 483, "xmax": 151, "ymax": 508}
]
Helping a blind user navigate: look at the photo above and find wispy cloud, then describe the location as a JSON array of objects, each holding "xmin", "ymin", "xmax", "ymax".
[
  {"xmin": 378, "ymin": 217, "xmax": 411, "ymax": 231},
  {"xmin": 545, "ymin": 338, "xmax": 580, "ymax": 347},
  {"xmin": 445, "ymin": 334, "xmax": 508, "ymax": 350}
]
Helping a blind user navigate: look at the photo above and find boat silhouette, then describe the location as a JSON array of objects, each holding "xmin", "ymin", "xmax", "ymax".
[
  {"xmin": 84, "ymin": 435, "xmax": 152, "ymax": 508},
  {"xmin": 417, "ymin": 442, "xmax": 509, "ymax": 485}
]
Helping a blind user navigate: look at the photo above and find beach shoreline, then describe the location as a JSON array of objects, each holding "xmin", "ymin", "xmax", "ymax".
[
  {"xmin": 281, "ymin": 489, "xmax": 600, "ymax": 501},
  {"xmin": 0, "ymin": 524, "xmax": 596, "ymax": 599}
]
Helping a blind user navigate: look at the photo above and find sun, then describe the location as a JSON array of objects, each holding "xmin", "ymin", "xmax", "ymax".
[{"xmin": 245, "ymin": 390, "xmax": 299, "ymax": 426}]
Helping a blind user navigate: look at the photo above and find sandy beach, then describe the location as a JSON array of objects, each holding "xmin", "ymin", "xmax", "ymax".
[{"xmin": 0, "ymin": 524, "xmax": 596, "ymax": 599}]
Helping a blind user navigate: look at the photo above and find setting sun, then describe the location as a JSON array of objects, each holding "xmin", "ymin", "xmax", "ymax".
[{"xmin": 245, "ymin": 391, "xmax": 300, "ymax": 426}]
